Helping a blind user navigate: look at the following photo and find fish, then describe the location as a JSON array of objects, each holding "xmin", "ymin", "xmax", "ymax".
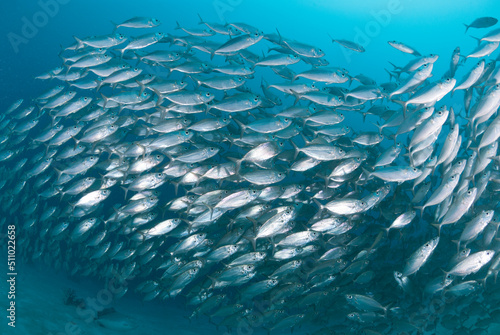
[
  {"xmin": 480, "ymin": 27, "xmax": 500, "ymax": 42},
  {"xmin": 215, "ymin": 33, "xmax": 263, "ymax": 54},
  {"xmin": 388, "ymin": 40, "xmax": 421, "ymax": 56},
  {"xmin": 402, "ymin": 237, "xmax": 440, "ymax": 277},
  {"xmin": 6, "ymin": 15, "xmax": 500, "ymax": 335},
  {"xmin": 394, "ymin": 79, "xmax": 455, "ymax": 115},
  {"xmin": 464, "ymin": 17, "xmax": 498, "ymax": 33},
  {"xmin": 446, "ymin": 250, "xmax": 495, "ymax": 277},
  {"xmin": 112, "ymin": 17, "xmax": 161, "ymax": 30},
  {"xmin": 385, "ymin": 210, "xmax": 416, "ymax": 235},
  {"xmin": 330, "ymin": 36, "xmax": 365, "ymax": 52}
]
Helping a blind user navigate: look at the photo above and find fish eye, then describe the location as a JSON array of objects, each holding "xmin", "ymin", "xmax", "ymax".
[
  {"xmin": 205, "ymin": 92, "xmax": 211, "ymax": 97},
  {"xmin": 341, "ymin": 73, "xmax": 345, "ymax": 77},
  {"xmin": 347, "ymin": 295, "xmax": 353, "ymax": 299},
  {"xmin": 184, "ymin": 131, "xmax": 189, "ymax": 135},
  {"xmin": 157, "ymin": 173, "xmax": 162, "ymax": 177},
  {"xmin": 467, "ymin": 190, "xmax": 472, "ymax": 195},
  {"xmin": 413, "ymin": 168, "xmax": 418, "ymax": 172},
  {"xmin": 254, "ymin": 97, "xmax": 258, "ymax": 101},
  {"xmin": 134, "ymin": 68, "xmax": 139, "ymax": 71}
]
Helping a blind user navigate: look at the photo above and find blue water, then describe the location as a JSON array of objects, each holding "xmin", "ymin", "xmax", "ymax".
[{"xmin": 2, "ymin": 1, "xmax": 500, "ymax": 334}]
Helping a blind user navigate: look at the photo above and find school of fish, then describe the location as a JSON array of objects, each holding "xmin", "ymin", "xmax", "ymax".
[{"xmin": 3, "ymin": 15, "xmax": 500, "ymax": 334}]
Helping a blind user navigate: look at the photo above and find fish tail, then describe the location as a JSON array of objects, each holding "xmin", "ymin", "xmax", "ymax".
[
  {"xmin": 100, "ymin": 92, "xmax": 108, "ymax": 108},
  {"xmin": 242, "ymin": 229, "xmax": 258, "ymax": 251},
  {"xmin": 110, "ymin": 20, "xmax": 119, "ymax": 33},
  {"xmin": 289, "ymin": 89, "xmax": 301, "ymax": 106},
  {"xmin": 413, "ymin": 205, "xmax": 425, "ymax": 217},
  {"xmin": 312, "ymin": 199, "xmax": 325, "ymax": 214},
  {"xmin": 53, "ymin": 166, "xmax": 64, "ymax": 180},
  {"xmin": 175, "ymin": 21, "xmax": 182, "ymax": 30},
  {"xmin": 69, "ymin": 134, "xmax": 80, "ymax": 151},
  {"xmin": 275, "ymin": 28, "xmax": 282, "ymax": 45},
  {"xmin": 463, "ymin": 23, "xmax": 469, "ymax": 34},
  {"xmin": 290, "ymin": 139, "xmax": 301, "ymax": 160},
  {"xmin": 383, "ymin": 302, "xmax": 393, "ymax": 318},
  {"xmin": 233, "ymin": 117, "xmax": 246, "ymax": 137},
  {"xmin": 133, "ymin": 52, "xmax": 142, "ymax": 67},
  {"xmin": 118, "ymin": 47, "xmax": 126, "ymax": 59},
  {"xmin": 361, "ymin": 167, "xmax": 373, "ymax": 180},
  {"xmin": 348, "ymin": 75, "xmax": 354, "ymax": 87},
  {"xmin": 480, "ymin": 274, "xmax": 489, "ymax": 288},
  {"xmin": 391, "ymin": 99, "xmax": 408, "ymax": 118},
  {"xmin": 327, "ymin": 32, "xmax": 334, "ymax": 43},
  {"xmin": 384, "ymin": 227, "xmax": 391, "ymax": 238},
  {"xmin": 227, "ymin": 156, "xmax": 243, "ymax": 173}
]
